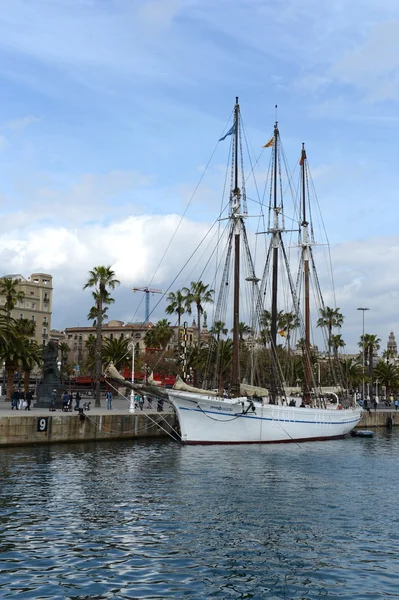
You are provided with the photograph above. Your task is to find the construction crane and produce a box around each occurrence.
[132,286,163,323]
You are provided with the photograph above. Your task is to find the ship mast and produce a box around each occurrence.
[300,143,312,402]
[270,121,280,403]
[231,97,241,396]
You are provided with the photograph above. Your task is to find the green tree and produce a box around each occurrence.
[83,266,120,406]
[359,333,381,379]
[279,311,300,352]
[183,281,214,343]
[0,278,25,318]
[102,337,131,371]
[238,322,252,341]
[21,339,42,393]
[317,306,344,352]
[144,319,174,350]
[373,360,399,398]
[211,320,228,341]
[165,290,189,343]
[330,333,346,358]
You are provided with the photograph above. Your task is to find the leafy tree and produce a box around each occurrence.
[317,306,344,352]
[0,278,25,317]
[359,333,381,378]
[331,333,345,358]
[238,322,252,341]
[144,319,174,350]
[183,281,214,343]
[102,337,131,371]
[278,311,300,352]
[373,360,399,398]
[165,290,189,346]
[83,266,120,406]
[211,320,228,341]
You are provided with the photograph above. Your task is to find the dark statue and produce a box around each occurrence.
[35,340,64,408]
[42,340,60,385]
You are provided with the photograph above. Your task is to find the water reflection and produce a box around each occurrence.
[0,434,398,598]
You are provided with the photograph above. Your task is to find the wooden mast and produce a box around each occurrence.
[231,97,241,396]
[301,143,312,402]
[270,121,279,403]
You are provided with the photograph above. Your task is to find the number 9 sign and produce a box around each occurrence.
[37,417,49,432]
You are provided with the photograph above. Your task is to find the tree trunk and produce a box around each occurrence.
[95,297,103,407]
[6,365,16,401]
[24,370,30,393]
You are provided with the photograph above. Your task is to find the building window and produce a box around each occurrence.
[120,333,124,339]
[32,303,36,309]
[20,314,23,319]
[33,279,39,283]
[135,333,141,339]
[30,291,34,295]
[110,333,114,340]
[31,315,35,322]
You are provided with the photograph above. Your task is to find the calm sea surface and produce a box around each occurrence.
[0,432,398,599]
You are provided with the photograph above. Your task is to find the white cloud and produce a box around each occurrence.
[5,115,41,131]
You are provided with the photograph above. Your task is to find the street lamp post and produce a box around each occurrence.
[357,307,369,402]
[128,342,135,413]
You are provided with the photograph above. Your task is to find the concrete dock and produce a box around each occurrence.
[0,395,178,447]
[0,396,396,447]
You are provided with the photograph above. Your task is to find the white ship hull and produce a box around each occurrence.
[168,391,362,444]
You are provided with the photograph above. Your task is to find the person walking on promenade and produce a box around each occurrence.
[395,399,399,411]
[75,391,81,410]
[50,389,57,411]
[18,390,25,410]
[106,390,113,410]
[25,390,33,411]
[11,389,19,410]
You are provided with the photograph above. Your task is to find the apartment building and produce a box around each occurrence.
[0,272,53,345]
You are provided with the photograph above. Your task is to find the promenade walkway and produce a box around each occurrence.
[0,394,174,418]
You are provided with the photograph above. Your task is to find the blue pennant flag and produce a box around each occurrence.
[219,123,236,142]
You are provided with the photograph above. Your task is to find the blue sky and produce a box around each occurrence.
[0,0,399,352]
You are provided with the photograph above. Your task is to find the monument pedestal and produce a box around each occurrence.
[35,383,67,409]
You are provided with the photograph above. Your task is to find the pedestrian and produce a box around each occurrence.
[134,393,140,410]
[139,395,145,411]
[373,399,377,412]
[157,398,164,412]
[106,390,113,410]
[18,390,25,410]
[62,391,70,411]
[11,389,19,410]
[75,391,81,410]
[50,389,57,411]
[395,399,399,411]
[25,390,33,411]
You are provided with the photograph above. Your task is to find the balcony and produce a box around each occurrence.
[42,333,48,339]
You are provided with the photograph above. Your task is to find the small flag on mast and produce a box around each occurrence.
[218,123,236,142]
[299,150,307,166]
[262,137,274,148]
[278,330,287,338]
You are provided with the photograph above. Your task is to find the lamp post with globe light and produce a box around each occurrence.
[357,307,369,402]
[128,342,135,413]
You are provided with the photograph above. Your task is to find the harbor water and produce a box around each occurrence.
[0,432,398,599]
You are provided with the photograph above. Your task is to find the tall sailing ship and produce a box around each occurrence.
[166,98,362,444]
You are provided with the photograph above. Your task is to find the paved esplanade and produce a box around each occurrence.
[0,394,173,417]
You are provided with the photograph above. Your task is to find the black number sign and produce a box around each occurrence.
[37,417,49,432]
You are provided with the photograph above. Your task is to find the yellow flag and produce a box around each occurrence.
[278,330,287,337]
[263,137,274,148]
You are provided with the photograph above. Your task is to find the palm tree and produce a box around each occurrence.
[359,333,381,378]
[340,358,362,391]
[83,266,120,406]
[21,339,42,393]
[0,278,25,318]
[102,338,131,371]
[183,281,214,343]
[211,320,228,341]
[279,311,300,352]
[237,322,252,341]
[317,306,344,352]
[373,360,399,399]
[144,319,174,350]
[58,342,70,381]
[210,338,233,394]
[165,290,188,346]
[330,334,345,358]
